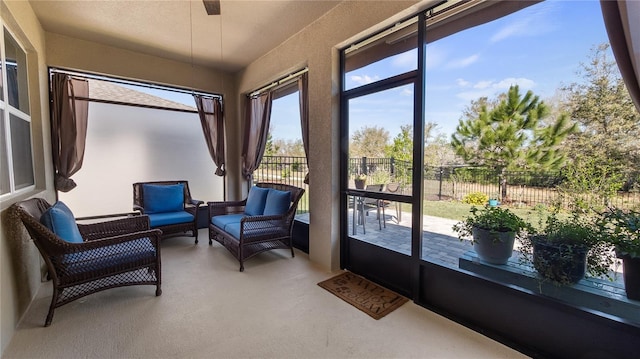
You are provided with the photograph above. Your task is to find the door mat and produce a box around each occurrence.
[318,271,409,320]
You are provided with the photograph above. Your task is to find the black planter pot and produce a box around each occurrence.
[355,179,366,189]
[471,227,516,265]
[532,239,588,284]
[620,255,640,301]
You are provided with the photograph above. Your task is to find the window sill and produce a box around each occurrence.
[459,251,640,325]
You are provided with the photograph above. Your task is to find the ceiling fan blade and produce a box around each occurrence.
[203,0,221,15]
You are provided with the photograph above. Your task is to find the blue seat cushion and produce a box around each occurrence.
[263,189,291,216]
[211,214,245,231]
[244,186,269,216]
[40,201,83,243]
[143,183,184,214]
[147,211,193,227]
[62,237,156,275]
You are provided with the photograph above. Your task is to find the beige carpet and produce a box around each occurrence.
[3,229,528,358]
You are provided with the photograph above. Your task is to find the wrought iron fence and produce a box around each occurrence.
[256,156,640,212]
[254,156,309,214]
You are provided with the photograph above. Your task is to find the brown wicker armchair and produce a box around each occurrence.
[133,180,203,244]
[208,182,305,271]
[12,198,162,326]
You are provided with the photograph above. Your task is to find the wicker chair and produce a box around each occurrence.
[12,198,162,326]
[133,180,203,244]
[208,182,305,271]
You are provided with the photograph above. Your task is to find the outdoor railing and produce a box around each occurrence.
[257,156,640,211]
[254,156,309,214]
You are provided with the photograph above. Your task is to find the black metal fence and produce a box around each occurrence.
[254,156,309,213]
[424,165,639,209]
[256,156,640,212]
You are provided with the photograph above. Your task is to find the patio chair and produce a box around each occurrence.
[133,180,203,244]
[12,198,162,326]
[360,184,385,232]
[208,182,305,271]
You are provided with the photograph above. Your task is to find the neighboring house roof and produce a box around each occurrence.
[88,79,196,112]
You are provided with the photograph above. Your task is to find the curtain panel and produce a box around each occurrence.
[601,0,640,112]
[298,72,310,184]
[242,91,273,181]
[194,95,226,176]
[50,73,89,192]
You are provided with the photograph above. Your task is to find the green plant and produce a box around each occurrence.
[462,192,489,206]
[452,205,532,242]
[520,213,614,284]
[599,207,640,258]
[355,173,367,180]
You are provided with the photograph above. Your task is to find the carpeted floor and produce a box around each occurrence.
[318,271,408,319]
[3,229,528,358]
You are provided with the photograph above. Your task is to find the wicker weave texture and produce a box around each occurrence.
[13,198,162,326]
[132,180,203,243]
[208,182,305,271]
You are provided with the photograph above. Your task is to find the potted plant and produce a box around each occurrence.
[520,213,614,285]
[599,208,640,300]
[453,205,531,265]
[354,174,367,189]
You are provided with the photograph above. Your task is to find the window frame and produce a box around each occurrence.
[0,23,35,199]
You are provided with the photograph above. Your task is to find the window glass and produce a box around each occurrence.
[4,29,29,114]
[9,113,33,190]
[0,110,9,194]
[344,20,418,90]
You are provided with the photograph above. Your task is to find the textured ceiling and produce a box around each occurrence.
[29,0,342,72]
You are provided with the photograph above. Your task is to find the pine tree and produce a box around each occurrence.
[451,85,576,199]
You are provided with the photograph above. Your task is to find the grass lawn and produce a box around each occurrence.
[423,200,554,230]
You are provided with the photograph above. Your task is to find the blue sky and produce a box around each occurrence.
[342,0,610,141]
[135,0,610,144]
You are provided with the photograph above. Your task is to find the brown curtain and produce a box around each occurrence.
[242,91,273,180]
[298,72,310,184]
[601,0,640,112]
[194,95,226,176]
[51,73,89,192]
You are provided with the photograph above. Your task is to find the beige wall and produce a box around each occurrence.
[1,0,53,353]
[236,0,426,271]
[0,0,434,353]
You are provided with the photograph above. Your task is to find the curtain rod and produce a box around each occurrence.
[249,67,308,98]
[49,67,223,100]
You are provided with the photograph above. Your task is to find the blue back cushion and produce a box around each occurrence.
[244,186,269,216]
[143,183,184,214]
[263,189,291,216]
[40,201,83,243]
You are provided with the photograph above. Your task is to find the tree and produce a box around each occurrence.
[560,43,640,190]
[350,125,390,158]
[451,85,576,199]
[385,124,413,184]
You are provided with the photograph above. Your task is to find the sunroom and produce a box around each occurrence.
[1,0,639,358]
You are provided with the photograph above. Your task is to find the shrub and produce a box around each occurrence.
[462,192,489,205]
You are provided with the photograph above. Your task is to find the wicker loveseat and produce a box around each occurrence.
[133,180,203,244]
[12,198,162,326]
[208,182,305,271]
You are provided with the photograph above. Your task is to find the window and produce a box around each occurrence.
[1,26,34,196]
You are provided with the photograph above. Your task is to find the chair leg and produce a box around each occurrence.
[382,204,386,228]
[44,289,59,327]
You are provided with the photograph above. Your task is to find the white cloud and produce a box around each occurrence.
[490,3,557,43]
[392,49,417,70]
[456,78,471,87]
[401,88,413,96]
[456,77,537,102]
[445,54,480,69]
[350,74,380,86]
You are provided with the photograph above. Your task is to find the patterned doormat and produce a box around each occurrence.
[318,271,409,320]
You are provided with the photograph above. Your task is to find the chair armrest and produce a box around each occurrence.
[78,215,151,241]
[133,205,144,214]
[208,200,246,216]
[188,199,204,207]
